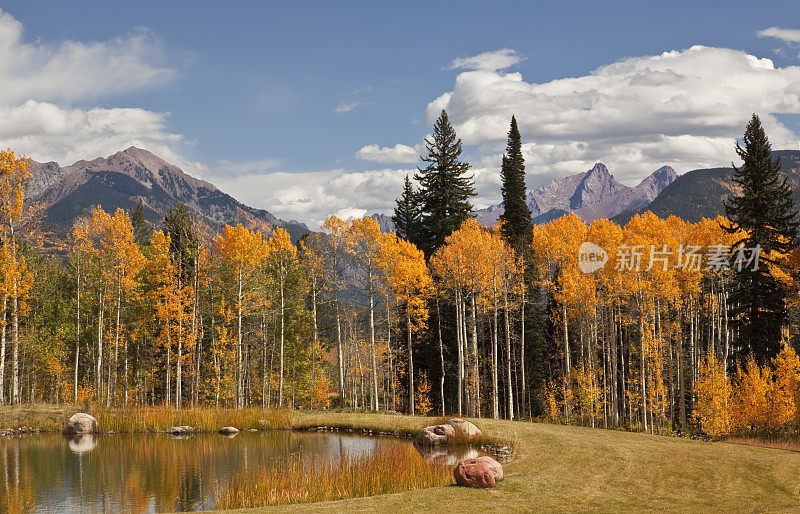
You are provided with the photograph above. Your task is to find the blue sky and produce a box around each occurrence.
[2,1,800,226]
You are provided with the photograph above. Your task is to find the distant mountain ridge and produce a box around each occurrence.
[476,163,677,225]
[613,150,800,224]
[26,147,309,241]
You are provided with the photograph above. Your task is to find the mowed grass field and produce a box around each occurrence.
[258,411,800,513]
[2,405,798,512]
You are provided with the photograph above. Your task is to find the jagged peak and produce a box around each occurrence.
[586,162,611,176]
[637,165,677,188]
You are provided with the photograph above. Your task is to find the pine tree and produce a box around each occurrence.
[392,175,421,246]
[415,110,475,257]
[498,116,532,254]
[723,114,798,364]
[131,200,151,245]
[163,203,197,285]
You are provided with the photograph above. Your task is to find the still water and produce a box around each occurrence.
[0,431,468,513]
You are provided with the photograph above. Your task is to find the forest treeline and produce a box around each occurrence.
[0,112,798,439]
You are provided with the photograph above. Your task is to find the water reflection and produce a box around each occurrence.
[415,445,480,466]
[64,434,97,454]
[0,431,430,512]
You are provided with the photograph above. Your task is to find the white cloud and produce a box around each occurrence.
[0,9,182,166]
[427,45,800,187]
[0,10,175,105]
[758,27,800,44]
[334,100,374,113]
[0,100,186,166]
[355,143,418,163]
[212,167,413,229]
[448,48,524,71]
[334,100,360,113]
[215,158,282,175]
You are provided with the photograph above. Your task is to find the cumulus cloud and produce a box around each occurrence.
[0,9,182,165]
[449,48,524,71]
[355,143,418,163]
[428,45,800,187]
[758,26,800,44]
[212,167,413,229]
[0,10,175,105]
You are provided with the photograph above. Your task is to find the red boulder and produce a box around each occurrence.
[453,456,504,488]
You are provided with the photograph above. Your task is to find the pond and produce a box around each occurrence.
[0,431,480,512]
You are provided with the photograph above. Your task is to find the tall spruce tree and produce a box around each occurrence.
[392,175,422,246]
[723,114,798,364]
[131,199,152,245]
[415,110,475,256]
[163,202,198,284]
[498,115,532,253]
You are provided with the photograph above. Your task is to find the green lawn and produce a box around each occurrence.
[254,411,800,513]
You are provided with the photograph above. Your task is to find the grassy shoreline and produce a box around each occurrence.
[2,405,799,511]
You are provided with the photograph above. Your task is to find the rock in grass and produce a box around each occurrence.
[447,418,482,439]
[167,426,194,435]
[62,413,98,435]
[219,426,240,435]
[414,423,455,447]
[454,456,503,488]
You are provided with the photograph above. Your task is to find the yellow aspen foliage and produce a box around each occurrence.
[771,343,800,429]
[543,381,561,422]
[693,352,732,437]
[731,356,771,433]
[414,372,433,416]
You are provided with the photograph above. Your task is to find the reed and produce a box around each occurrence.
[216,444,453,509]
[92,406,292,432]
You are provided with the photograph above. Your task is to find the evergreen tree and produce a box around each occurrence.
[131,199,152,245]
[498,115,532,254]
[392,175,422,246]
[163,202,198,284]
[415,110,475,256]
[723,114,798,364]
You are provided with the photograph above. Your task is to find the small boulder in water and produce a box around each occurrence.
[62,413,98,435]
[219,426,240,435]
[414,423,455,447]
[454,456,504,488]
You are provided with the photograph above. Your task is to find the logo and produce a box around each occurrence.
[578,241,608,273]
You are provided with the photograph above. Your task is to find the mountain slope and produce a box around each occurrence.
[27,147,309,241]
[612,150,800,225]
[476,163,676,225]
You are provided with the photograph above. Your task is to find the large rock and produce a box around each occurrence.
[414,424,455,447]
[447,418,482,440]
[454,456,504,488]
[219,426,240,435]
[62,413,98,435]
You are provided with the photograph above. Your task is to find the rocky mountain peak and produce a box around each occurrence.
[475,162,679,225]
[635,165,677,201]
[570,163,621,209]
[25,147,309,243]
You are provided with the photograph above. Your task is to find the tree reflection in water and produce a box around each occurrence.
[0,431,419,512]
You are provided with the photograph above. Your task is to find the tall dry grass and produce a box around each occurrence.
[93,406,292,432]
[216,444,453,508]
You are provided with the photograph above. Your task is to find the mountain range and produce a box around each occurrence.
[25,147,800,249]
[26,147,309,243]
[475,163,677,225]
